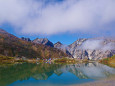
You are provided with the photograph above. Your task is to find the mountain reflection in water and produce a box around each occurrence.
[0,62,115,86]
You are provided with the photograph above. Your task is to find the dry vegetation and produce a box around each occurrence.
[53,58,77,64]
[100,55,115,68]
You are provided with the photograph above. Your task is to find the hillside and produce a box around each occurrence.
[0,29,68,59]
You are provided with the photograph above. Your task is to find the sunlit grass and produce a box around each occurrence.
[100,55,115,68]
[53,58,77,64]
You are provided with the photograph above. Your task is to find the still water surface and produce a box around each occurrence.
[0,62,115,86]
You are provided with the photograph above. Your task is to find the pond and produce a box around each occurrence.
[0,62,115,86]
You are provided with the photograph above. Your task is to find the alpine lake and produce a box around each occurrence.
[0,62,115,86]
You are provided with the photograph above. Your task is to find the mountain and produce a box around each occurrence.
[33,38,54,47]
[0,29,68,59]
[55,38,115,60]
[68,38,115,60]
[54,42,72,56]
[0,28,114,60]
[54,42,63,48]
[21,37,31,42]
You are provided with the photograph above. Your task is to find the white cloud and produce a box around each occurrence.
[0,0,115,35]
[80,39,115,50]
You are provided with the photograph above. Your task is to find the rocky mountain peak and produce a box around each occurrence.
[54,41,62,48]
[33,38,54,47]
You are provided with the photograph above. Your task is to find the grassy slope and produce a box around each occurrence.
[100,55,115,68]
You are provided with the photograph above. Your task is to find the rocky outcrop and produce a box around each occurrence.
[33,38,54,47]
[21,37,31,42]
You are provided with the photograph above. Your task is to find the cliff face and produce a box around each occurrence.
[55,38,115,60]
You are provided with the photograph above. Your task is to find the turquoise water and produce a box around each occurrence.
[0,62,115,86]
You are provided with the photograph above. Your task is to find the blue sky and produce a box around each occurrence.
[0,0,115,44]
[0,23,93,44]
